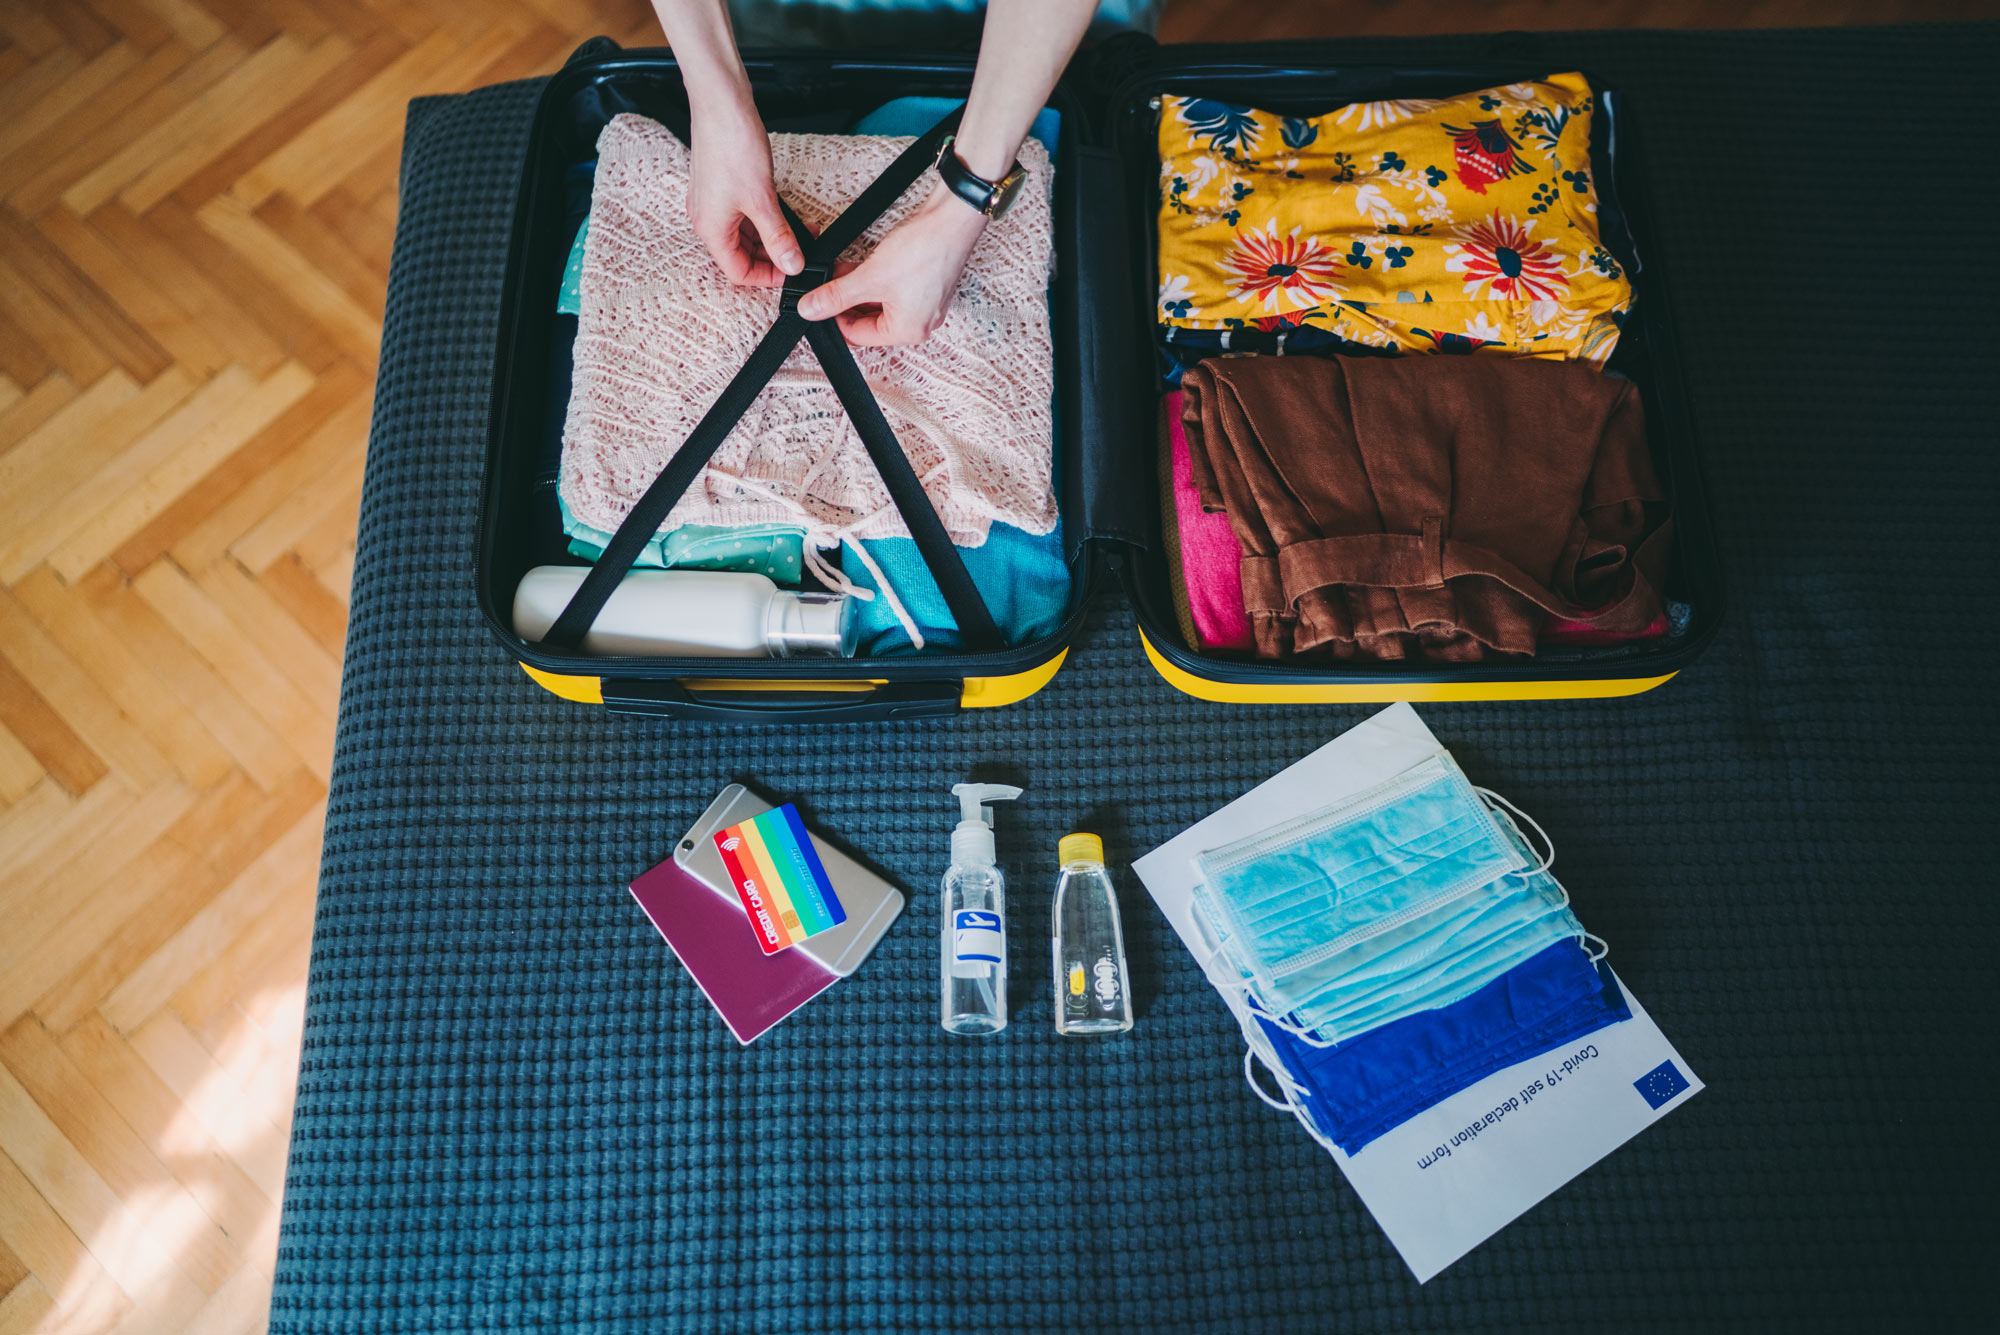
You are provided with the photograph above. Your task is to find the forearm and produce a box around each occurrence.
[652,0,756,123]
[953,0,1096,179]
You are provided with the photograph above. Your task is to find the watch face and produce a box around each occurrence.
[987,166,1029,219]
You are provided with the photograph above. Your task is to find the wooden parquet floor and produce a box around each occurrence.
[0,2,1991,1333]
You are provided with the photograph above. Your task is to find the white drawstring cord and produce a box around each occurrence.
[719,474,930,651]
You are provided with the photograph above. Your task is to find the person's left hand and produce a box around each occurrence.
[795,190,987,345]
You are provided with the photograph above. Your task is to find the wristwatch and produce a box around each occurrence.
[934,136,1029,219]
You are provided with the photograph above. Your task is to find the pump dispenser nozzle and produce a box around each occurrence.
[949,782,1022,868]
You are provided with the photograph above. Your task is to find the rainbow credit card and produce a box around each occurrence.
[713,804,848,955]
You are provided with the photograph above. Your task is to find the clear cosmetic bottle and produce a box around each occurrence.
[1052,834,1134,1036]
[940,783,1021,1036]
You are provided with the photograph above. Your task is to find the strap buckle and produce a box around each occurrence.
[780,260,832,317]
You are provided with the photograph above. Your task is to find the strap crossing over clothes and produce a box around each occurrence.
[543,107,1005,654]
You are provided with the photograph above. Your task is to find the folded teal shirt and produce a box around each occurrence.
[555,98,1069,655]
[842,523,1069,655]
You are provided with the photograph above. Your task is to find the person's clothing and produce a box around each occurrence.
[849,96,1061,157]
[1261,938,1632,1155]
[557,222,588,315]
[1179,355,1670,662]
[1161,390,1252,652]
[726,0,1160,48]
[1158,322,1392,387]
[842,100,1072,653]
[1157,74,1632,365]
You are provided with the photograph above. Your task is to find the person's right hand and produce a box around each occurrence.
[688,106,805,287]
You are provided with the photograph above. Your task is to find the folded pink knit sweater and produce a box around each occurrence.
[560,114,1058,564]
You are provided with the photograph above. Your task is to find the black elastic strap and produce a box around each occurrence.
[543,313,806,648]
[544,106,1003,655]
[811,108,962,259]
[804,321,1002,650]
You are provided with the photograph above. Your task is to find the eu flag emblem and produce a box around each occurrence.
[1634,1060,1690,1110]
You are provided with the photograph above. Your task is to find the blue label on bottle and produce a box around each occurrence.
[953,909,1004,965]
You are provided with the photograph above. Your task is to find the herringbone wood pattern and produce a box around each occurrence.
[0,2,1990,1332]
[0,2,664,1331]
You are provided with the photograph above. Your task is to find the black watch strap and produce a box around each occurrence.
[934,136,1027,219]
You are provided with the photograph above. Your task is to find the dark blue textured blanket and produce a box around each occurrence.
[272,24,2000,1332]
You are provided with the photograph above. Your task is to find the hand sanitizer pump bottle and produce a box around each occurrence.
[940,783,1022,1036]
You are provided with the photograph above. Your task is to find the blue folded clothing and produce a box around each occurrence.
[1262,939,1633,1156]
[841,524,1068,655]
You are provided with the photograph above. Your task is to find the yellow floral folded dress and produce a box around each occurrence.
[1156,73,1631,363]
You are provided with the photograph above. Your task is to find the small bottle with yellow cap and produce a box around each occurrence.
[1051,833,1134,1036]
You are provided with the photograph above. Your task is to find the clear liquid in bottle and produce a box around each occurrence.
[1052,834,1134,1036]
[941,862,1008,1035]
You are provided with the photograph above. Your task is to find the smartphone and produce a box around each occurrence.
[677,784,905,977]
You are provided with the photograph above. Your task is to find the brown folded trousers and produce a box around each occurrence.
[1180,355,1671,662]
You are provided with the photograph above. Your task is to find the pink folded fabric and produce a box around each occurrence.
[1166,390,1254,652]
[1541,611,1670,646]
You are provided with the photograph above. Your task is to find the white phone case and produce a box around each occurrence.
[675,784,904,977]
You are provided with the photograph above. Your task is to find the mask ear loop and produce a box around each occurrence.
[1243,1046,1341,1160]
[1475,786,1556,875]
[1477,788,1606,962]
[1197,909,1342,1047]
[1242,1047,1343,1156]
[1239,988,1343,1049]
[1242,1046,1302,1112]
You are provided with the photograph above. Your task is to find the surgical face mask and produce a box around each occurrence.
[1239,937,1631,1157]
[1193,754,1527,999]
[1289,874,1585,1043]
[1192,753,1596,1046]
[1252,865,1576,1023]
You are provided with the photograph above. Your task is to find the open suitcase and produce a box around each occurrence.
[475,36,1724,722]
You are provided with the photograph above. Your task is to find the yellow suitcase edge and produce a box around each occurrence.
[1138,631,1676,703]
[519,648,1067,711]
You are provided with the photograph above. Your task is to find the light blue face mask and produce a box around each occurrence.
[1193,754,1527,995]
[1192,754,1600,1047]
[1245,863,1574,1020]
[1287,873,1585,1043]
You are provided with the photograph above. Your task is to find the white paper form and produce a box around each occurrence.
[1132,703,1702,1283]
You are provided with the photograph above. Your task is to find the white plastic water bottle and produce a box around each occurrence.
[512,566,853,657]
[940,783,1021,1036]
[1051,833,1133,1036]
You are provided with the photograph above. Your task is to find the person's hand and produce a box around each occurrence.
[795,189,987,345]
[688,106,805,287]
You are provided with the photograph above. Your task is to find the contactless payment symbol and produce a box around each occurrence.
[1633,1060,1691,1110]
[713,804,847,955]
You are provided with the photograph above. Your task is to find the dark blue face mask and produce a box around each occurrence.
[1245,938,1632,1156]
